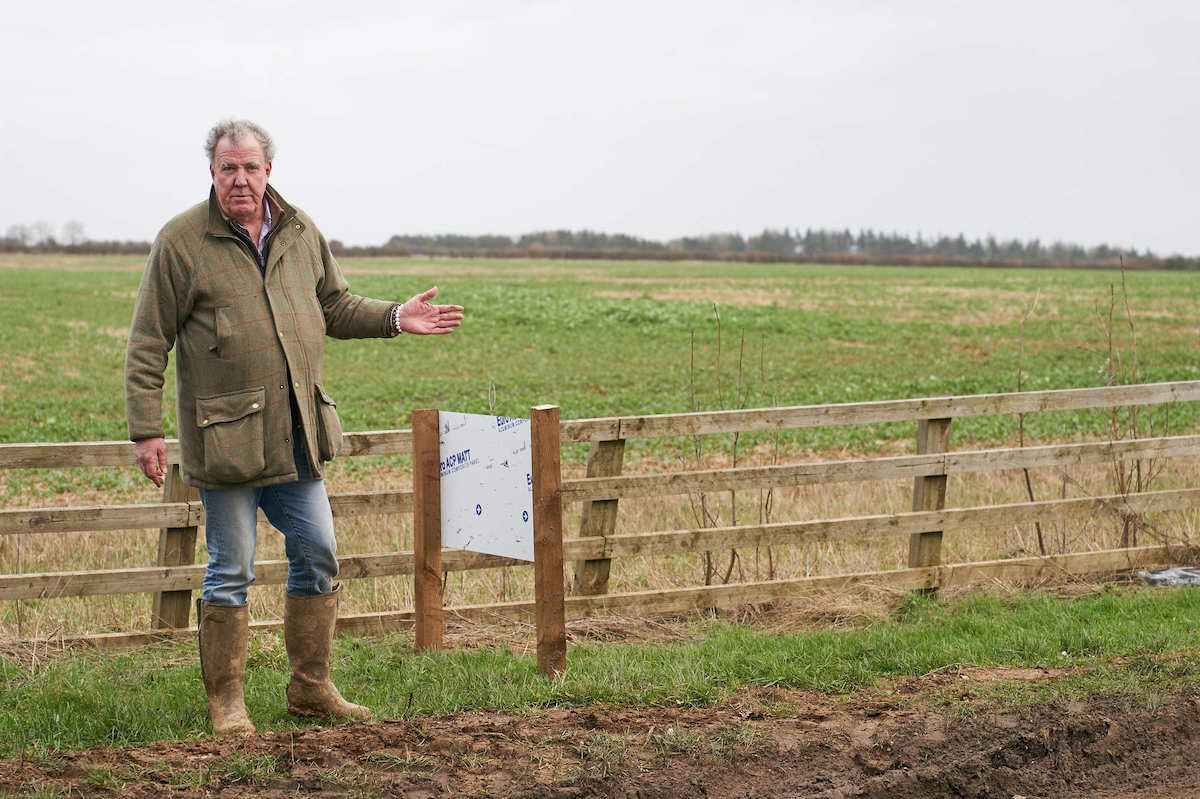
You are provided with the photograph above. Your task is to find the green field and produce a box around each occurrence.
[2,255,1199,639]
[1,254,1197,457]
[4,586,1200,755]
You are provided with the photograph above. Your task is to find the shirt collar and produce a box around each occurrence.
[258,195,272,254]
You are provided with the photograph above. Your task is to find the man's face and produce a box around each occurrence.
[209,134,271,223]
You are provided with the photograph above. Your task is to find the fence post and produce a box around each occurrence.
[571,438,626,596]
[150,463,200,629]
[412,408,443,651]
[908,418,952,591]
[531,404,567,676]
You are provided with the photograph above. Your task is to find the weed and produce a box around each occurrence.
[218,752,277,784]
[708,722,773,757]
[578,732,632,777]
[161,762,209,790]
[648,726,706,759]
[83,766,124,792]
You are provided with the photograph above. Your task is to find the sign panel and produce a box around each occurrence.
[438,411,533,562]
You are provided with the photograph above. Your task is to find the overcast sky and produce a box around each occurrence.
[1,1,1196,253]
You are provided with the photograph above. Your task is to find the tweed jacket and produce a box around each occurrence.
[125,184,397,489]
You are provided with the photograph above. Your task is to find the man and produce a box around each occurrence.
[125,118,463,736]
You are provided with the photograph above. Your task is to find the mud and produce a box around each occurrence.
[4,676,1200,798]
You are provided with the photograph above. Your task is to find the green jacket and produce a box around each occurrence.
[125,184,397,489]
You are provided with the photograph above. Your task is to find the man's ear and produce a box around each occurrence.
[265,161,272,180]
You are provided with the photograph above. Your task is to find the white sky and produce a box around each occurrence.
[1,1,1196,253]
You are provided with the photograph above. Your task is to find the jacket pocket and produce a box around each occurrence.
[314,383,344,461]
[196,387,266,482]
[212,306,234,358]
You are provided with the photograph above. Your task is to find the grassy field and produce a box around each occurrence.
[1,255,1199,638]
[2,254,1199,450]
[3,586,1200,756]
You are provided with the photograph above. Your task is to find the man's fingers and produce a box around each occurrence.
[134,438,168,486]
[139,455,164,486]
[416,286,438,302]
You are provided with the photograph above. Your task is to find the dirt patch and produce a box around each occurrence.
[5,679,1200,797]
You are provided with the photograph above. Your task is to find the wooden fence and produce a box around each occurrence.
[2,380,1200,650]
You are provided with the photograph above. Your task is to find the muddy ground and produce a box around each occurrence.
[4,668,1200,798]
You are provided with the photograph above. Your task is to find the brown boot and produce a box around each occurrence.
[284,585,371,720]
[196,599,256,736]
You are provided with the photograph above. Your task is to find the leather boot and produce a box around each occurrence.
[196,599,256,736]
[284,585,371,720]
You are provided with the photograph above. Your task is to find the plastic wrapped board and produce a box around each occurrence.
[438,411,533,561]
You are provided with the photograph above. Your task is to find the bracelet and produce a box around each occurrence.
[390,304,404,336]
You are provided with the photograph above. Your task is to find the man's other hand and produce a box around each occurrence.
[397,286,464,335]
[135,436,168,487]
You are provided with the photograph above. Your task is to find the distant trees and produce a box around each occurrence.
[377,226,1154,266]
[386,230,670,252]
[0,217,1181,268]
[60,220,87,246]
[1,219,148,254]
[4,224,32,246]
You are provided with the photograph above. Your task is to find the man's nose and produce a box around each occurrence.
[233,170,248,185]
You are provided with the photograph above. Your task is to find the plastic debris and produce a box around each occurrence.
[1140,566,1200,586]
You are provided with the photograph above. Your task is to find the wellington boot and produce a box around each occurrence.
[196,599,256,736]
[284,585,372,720]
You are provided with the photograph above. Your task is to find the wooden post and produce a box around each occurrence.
[531,404,567,676]
[151,463,200,629]
[571,438,626,595]
[412,408,443,651]
[908,418,952,591]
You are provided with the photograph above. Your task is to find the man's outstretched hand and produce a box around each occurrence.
[397,286,464,335]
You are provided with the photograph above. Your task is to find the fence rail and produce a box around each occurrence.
[2,379,1198,649]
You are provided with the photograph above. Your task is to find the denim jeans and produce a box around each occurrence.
[199,435,338,606]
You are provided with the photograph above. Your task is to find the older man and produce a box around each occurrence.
[125,119,462,736]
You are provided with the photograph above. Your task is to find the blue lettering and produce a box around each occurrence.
[439,448,473,475]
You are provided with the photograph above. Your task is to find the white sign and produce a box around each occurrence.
[438,411,534,562]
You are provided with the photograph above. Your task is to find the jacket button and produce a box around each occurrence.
[202,418,209,425]
[251,403,260,410]
[294,381,300,389]
[279,384,285,390]
[294,224,301,230]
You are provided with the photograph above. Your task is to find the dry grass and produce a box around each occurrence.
[1,442,1196,642]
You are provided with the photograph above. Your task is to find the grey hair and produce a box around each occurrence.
[204,118,276,163]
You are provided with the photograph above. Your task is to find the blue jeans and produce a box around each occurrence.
[199,436,338,606]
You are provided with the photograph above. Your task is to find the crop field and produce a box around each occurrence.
[4,254,1200,797]
[1,254,1200,640]
[2,254,1199,450]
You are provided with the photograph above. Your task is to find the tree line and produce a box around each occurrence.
[375,227,1192,268]
[381,228,1158,263]
[4,219,1196,269]
[1,221,148,254]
